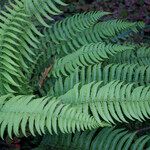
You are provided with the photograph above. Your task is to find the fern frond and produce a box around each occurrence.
[42,11,110,54]
[0,1,149,147]
[42,18,144,56]
[34,127,150,150]
[51,63,150,96]
[72,20,143,46]
[0,95,105,139]
[110,45,150,66]
[58,81,150,124]
[92,19,144,40]
[52,19,144,53]
[33,13,145,89]
[52,43,135,77]
[27,11,109,88]
[0,0,36,94]
[23,0,67,27]
[0,0,66,94]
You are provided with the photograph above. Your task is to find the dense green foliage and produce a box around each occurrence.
[0,0,150,149]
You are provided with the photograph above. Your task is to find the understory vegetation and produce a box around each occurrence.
[0,0,150,149]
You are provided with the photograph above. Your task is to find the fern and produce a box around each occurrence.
[52,43,135,77]
[39,13,143,58]
[77,19,142,42]
[0,94,104,139]
[110,45,150,66]
[0,0,33,94]
[24,0,67,27]
[50,63,150,97]
[58,81,150,123]
[35,127,150,150]
[0,0,150,149]
[42,11,110,54]
[0,0,67,94]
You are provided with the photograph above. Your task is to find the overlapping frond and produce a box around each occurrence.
[51,63,150,96]
[41,18,144,56]
[33,12,145,91]
[0,1,149,147]
[0,0,66,94]
[110,45,150,66]
[42,11,110,54]
[71,20,144,46]
[0,95,104,139]
[92,19,144,40]
[27,11,110,88]
[58,81,150,124]
[52,43,135,77]
[0,0,36,94]
[34,127,150,150]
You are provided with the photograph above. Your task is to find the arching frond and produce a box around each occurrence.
[0,95,105,139]
[52,43,135,77]
[46,11,109,42]
[0,0,66,94]
[58,81,150,124]
[51,63,150,96]
[0,0,149,147]
[0,0,36,94]
[93,19,144,40]
[42,18,144,56]
[70,20,144,47]
[42,11,110,54]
